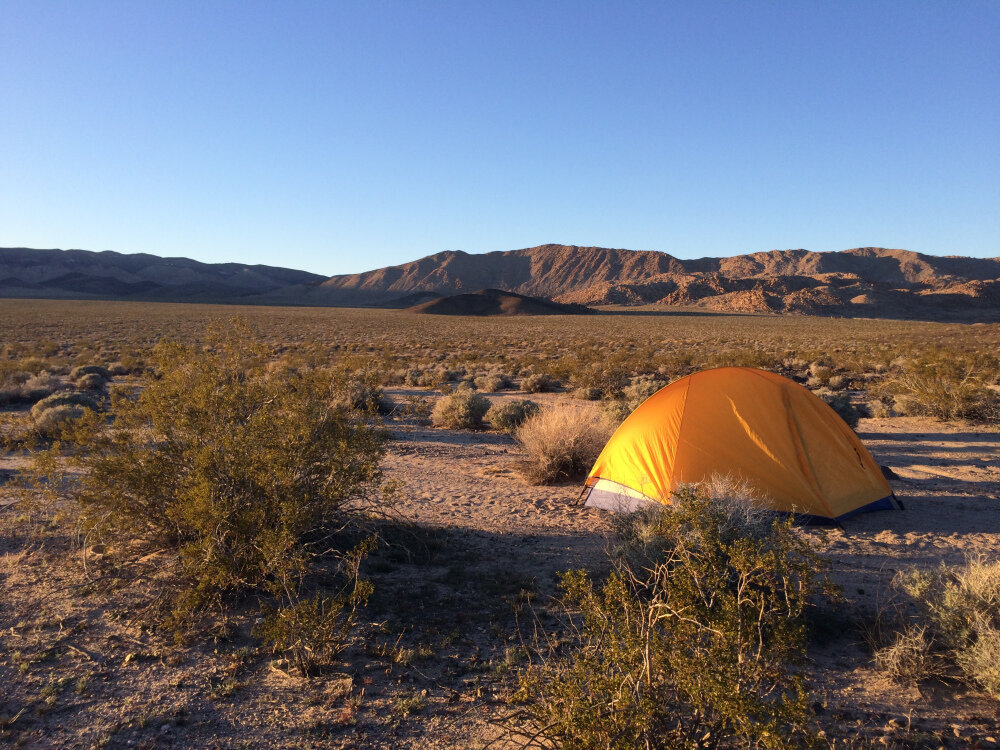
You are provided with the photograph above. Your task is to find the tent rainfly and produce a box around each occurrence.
[583,367,900,521]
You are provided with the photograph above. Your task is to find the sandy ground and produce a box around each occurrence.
[2,391,999,747]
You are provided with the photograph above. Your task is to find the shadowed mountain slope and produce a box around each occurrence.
[406,288,590,316]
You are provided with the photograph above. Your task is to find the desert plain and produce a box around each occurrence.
[2,299,999,748]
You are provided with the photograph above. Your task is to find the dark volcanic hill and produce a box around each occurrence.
[407,288,590,316]
[0,247,324,302]
[318,244,1000,320]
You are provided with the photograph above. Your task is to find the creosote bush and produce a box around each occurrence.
[510,485,825,748]
[515,404,613,484]
[486,399,539,433]
[430,389,491,430]
[67,321,389,653]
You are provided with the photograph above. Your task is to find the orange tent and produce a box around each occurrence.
[584,367,898,520]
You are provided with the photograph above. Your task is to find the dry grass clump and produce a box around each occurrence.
[515,404,613,484]
[430,389,491,430]
[572,386,602,400]
[876,557,1000,697]
[486,399,538,433]
[509,485,825,748]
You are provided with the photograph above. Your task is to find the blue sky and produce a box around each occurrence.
[1,1,997,275]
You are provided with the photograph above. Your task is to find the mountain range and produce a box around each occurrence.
[3,244,999,320]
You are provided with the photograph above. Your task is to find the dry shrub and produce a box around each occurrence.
[29,391,101,419]
[515,404,613,484]
[880,361,1000,423]
[0,371,68,405]
[826,374,846,391]
[70,364,111,382]
[622,375,666,409]
[486,399,538,433]
[510,485,825,748]
[74,372,106,391]
[334,374,394,415]
[572,386,602,401]
[807,362,832,385]
[521,373,559,393]
[33,404,88,439]
[880,557,1000,697]
[431,389,490,430]
[601,398,633,427]
[475,372,513,392]
[814,389,866,430]
[874,626,941,683]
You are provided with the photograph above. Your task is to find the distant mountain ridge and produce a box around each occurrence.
[3,244,999,320]
[0,247,324,302]
[318,244,1000,320]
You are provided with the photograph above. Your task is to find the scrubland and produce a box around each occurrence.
[2,299,1000,748]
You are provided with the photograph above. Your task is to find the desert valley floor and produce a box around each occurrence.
[2,301,1000,747]
[3,388,1000,748]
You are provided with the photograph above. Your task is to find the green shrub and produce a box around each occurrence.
[515,404,613,484]
[521,373,559,393]
[254,539,374,677]
[511,486,824,748]
[70,321,388,632]
[430,389,491,430]
[486,399,539,433]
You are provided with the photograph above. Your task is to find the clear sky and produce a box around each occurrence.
[2,1,997,275]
